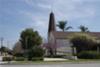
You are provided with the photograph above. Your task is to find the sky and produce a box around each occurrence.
[0,0,100,49]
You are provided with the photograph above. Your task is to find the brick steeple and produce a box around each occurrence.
[48,12,56,33]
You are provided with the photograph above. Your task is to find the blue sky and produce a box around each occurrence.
[0,0,100,49]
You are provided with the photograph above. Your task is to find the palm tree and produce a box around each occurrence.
[57,21,72,32]
[79,25,89,32]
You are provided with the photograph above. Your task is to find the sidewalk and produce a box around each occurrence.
[0,61,8,64]
[44,58,68,61]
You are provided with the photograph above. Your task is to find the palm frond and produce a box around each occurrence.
[66,26,72,30]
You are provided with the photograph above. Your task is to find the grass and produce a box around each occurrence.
[8,59,100,65]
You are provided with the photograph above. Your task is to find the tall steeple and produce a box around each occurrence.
[48,12,56,33]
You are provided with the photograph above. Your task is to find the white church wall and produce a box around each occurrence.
[56,39,72,55]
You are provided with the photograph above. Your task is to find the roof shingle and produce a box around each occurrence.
[52,31,100,39]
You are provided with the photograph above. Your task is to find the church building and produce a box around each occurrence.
[44,12,100,56]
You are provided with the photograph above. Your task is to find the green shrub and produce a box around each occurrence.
[14,53,24,57]
[78,51,100,59]
[28,46,44,60]
[2,57,12,61]
[31,57,43,61]
[46,55,65,58]
[14,57,25,61]
[53,55,65,58]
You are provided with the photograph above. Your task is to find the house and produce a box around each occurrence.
[44,12,100,56]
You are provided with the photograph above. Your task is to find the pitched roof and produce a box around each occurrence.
[52,31,100,39]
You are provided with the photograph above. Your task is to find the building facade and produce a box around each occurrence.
[45,12,100,56]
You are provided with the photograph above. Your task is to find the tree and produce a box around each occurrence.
[19,28,43,60]
[57,21,72,32]
[0,46,7,52]
[70,33,97,54]
[20,28,42,50]
[13,41,24,57]
[79,25,89,32]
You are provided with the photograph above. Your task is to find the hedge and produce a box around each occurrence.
[14,57,25,61]
[2,57,13,61]
[31,57,43,61]
[78,51,100,59]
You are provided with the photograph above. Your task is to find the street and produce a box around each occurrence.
[0,63,100,67]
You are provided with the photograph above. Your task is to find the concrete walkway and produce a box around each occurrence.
[0,61,8,64]
[44,58,68,61]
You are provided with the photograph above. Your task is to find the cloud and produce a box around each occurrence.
[21,0,99,33]
[8,0,99,38]
[24,0,35,6]
[37,3,51,9]
[18,10,48,38]
[1,0,100,49]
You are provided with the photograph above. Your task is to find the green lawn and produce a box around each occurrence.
[9,59,100,64]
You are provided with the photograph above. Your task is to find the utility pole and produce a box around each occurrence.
[7,41,9,49]
[0,37,4,55]
[7,41,9,56]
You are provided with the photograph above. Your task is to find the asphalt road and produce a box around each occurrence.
[0,63,100,67]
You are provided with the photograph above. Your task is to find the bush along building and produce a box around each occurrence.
[43,12,100,59]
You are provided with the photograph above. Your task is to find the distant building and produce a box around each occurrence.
[0,46,12,57]
[44,12,100,56]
